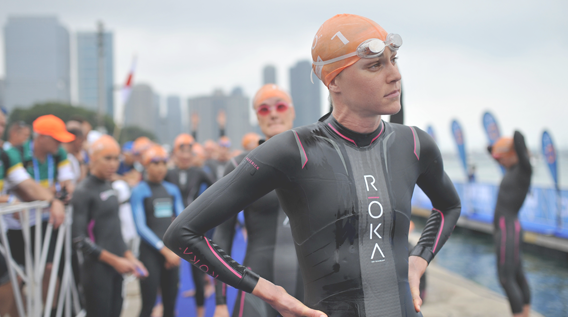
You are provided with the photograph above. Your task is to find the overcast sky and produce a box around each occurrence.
[1,0,567,152]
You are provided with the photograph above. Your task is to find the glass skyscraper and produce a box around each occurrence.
[76,31,114,116]
[289,60,322,127]
[3,16,70,110]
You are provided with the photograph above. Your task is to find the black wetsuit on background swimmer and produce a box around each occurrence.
[213,152,304,317]
[492,131,532,314]
[165,114,461,317]
[165,167,214,309]
[72,175,128,317]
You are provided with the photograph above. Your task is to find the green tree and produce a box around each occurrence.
[6,102,155,144]
[7,102,115,133]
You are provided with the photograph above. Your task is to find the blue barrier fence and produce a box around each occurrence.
[412,182,568,239]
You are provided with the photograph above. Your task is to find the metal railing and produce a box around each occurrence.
[0,201,84,317]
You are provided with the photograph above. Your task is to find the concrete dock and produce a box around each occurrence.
[120,260,544,317]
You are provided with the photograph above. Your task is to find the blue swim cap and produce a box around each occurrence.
[122,141,134,153]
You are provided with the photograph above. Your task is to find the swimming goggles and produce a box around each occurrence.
[313,33,402,67]
[256,102,290,116]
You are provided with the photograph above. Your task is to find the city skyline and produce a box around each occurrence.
[0,2,566,152]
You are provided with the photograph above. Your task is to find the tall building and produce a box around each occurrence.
[263,65,277,85]
[187,87,251,148]
[124,83,155,132]
[76,30,114,116]
[289,60,321,127]
[3,16,70,110]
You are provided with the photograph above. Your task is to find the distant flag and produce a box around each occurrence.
[451,120,468,177]
[426,125,437,143]
[482,111,501,145]
[542,131,559,191]
[121,56,137,104]
[482,111,505,174]
[542,130,562,230]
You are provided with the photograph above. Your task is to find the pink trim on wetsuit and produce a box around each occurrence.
[500,217,506,266]
[293,131,308,169]
[432,208,445,253]
[370,122,385,145]
[368,196,380,199]
[410,127,419,160]
[328,123,357,146]
[239,291,246,317]
[514,220,520,263]
[88,220,96,243]
[205,238,242,279]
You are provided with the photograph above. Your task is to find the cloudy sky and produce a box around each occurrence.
[1,0,567,152]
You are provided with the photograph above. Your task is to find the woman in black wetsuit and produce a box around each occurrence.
[72,135,148,317]
[213,84,302,317]
[165,14,461,317]
[490,131,532,317]
[165,134,215,317]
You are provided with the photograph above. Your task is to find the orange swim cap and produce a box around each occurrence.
[311,14,389,87]
[174,133,195,152]
[133,136,153,155]
[252,84,292,109]
[89,135,120,161]
[241,132,261,151]
[142,144,169,165]
[492,137,514,159]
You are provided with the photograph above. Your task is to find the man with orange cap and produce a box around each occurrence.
[213,84,302,317]
[166,14,460,317]
[164,134,214,317]
[488,131,532,317]
[131,145,184,317]
[72,135,148,317]
[4,114,75,313]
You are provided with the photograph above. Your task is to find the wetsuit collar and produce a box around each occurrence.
[320,112,385,147]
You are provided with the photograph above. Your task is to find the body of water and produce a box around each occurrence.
[413,216,568,317]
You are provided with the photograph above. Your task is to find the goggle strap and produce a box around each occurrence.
[312,52,357,67]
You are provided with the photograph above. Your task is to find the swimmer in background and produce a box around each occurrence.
[489,131,532,317]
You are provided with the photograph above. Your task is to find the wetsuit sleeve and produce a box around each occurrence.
[411,128,461,263]
[164,131,299,294]
[513,131,531,172]
[71,188,102,259]
[131,183,165,250]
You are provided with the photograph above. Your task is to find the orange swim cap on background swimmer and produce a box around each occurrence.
[241,132,261,151]
[142,145,169,165]
[133,137,153,155]
[492,137,515,159]
[311,14,390,87]
[89,135,120,161]
[174,133,195,152]
[252,84,293,109]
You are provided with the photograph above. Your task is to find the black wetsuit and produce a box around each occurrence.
[492,131,531,314]
[71,175,128,317]
[164,114,461,317]
[165,167,214,308]
[214,153,304,317]
[131,180,184,317]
